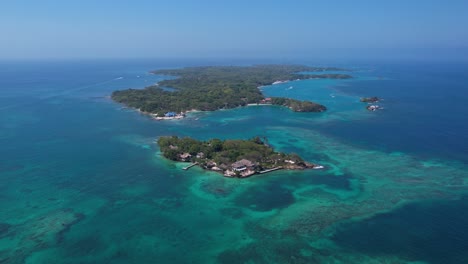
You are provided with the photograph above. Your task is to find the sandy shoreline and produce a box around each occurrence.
[246,103,272,106]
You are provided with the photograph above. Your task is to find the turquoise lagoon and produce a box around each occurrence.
[0,60,468,263]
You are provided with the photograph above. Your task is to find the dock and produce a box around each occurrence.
[259,167,283,174]
[182,162,198,170]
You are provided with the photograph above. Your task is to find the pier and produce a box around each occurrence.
[259,167,283,174]
[182,162,198,170]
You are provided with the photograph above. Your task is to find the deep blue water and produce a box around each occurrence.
[332,196,468,264]
[0,59,467,263]
[315,63,468,163]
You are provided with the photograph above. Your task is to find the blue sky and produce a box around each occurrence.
[1,0,467,61]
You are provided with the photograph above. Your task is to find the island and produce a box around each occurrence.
[360,97,380,103]
[366,105,381,111]
[157,136,321,177]
[360,97,382,111]
[111,65,351,118]
[266,97,326,112]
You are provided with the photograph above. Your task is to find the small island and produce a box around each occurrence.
[112,65,351,118]
[157,136,321,177]
[360,97,380,103]
[366,105,381,111]
[260,97,327,112]
[360,96,382,111]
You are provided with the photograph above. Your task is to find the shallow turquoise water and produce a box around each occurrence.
[1,60,467,263]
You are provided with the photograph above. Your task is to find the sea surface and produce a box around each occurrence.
[0,59,467,263]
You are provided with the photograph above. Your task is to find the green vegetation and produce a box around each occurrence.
[360,97,380,103]
[111,65,351,115]
[157,136,315,177]
[269,97,327,112]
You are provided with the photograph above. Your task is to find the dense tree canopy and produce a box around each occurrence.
[112,65,351,114]
[269,97,327,112]
[157,136,307,170]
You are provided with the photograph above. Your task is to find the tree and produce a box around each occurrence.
[111,65,341,114]
[210,139,223,152]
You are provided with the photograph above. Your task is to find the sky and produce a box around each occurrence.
[1,0,468,61]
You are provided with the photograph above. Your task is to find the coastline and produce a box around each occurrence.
[157,136,324,178]
[179,161,324,178]
[126,100,324,122]
[246,103,274,106]
[112,65,350,120]
[166,154,323,178]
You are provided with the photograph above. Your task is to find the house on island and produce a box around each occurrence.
[260,98,272,104]
[179,153,192,161]
[231,159,256,177]
[205,161,217,168]
[232,159,255,172]
[223,159,256,177]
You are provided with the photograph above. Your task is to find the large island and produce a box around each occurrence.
[158,136,320,177]
[111,65,351,117]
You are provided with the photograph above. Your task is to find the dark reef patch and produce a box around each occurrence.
[332,197,468,264]
[199,179,235,198]
[56,212,86,243]
[234,181,294,211]
[0,164,24,173]
[217,233,318,264]
[307,173,353,190]
[219,207,245,219]
[63,233,108,257]
[0,223,12,237]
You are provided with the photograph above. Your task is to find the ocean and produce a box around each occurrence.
[0,59,467,263]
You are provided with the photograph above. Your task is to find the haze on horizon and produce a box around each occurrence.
[1,0,467,62]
